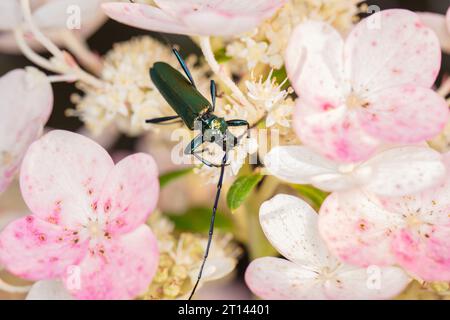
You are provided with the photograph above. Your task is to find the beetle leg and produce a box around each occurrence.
[226,119,250,138]
[185,134,229,167]
[172,48,197,88]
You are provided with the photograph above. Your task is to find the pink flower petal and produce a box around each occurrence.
[103,1,286,36]
[65,225,159,300]
[359,85,448,143]
[101,3,188,35]
[328,265,410,300]
[0,68,53,193]
[286,21,346,108]
[418,12,450,54]
[447,7,450,32]
[180,10,264,37]
[345,9,441,93]
[294,103,379,162]
[99,153,159,235]
[33,0,104,30]
[391,228,450,281]
[0,216,88,280]
[245,257,327,300]
[155,0,284,18]
[20,130,114,229]
[319,190,399,267]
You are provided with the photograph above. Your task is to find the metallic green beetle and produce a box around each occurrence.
[146,49,250,299]
[146,49,249,167]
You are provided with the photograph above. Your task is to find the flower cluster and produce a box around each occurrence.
[226,0,363,70]
[69,36,182,136]
[142,214,240,299]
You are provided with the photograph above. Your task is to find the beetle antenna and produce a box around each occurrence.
[173,48,197,88]
[189,153,227,300]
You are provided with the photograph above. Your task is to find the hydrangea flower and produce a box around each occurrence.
[264,145,446,196]
[286,9,448,162]
[26,214,241,300]
[102,0,287,37]
[0,130,160,299]
[319,153,450,281]
[418,7,450,54]
[0,67,53,194]
[245,194,410,299]
[0,0,106,53]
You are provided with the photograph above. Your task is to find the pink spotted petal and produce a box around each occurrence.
[391,228,450,281]
[345,9,441,93]
[0,68,53,193]
[319,190,400,267]
[99,153,159,235]
[286,21,346,108]
[20,131,114,229]
[102,3,188,34]
[418,12,450,53]
[245,257,327,300]
[65,225,159,300]
[294,102,379,162]
[359,85,448,143]
[0,216,88,281]
[328,265,410,300]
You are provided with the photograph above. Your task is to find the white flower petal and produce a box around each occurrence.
[264,146,339,185]
[363,146,446,196]
[327,265,410,300]
[245,257,326,300]
[259,194,335,268]
[0,68,53,193]
[26,280,73,300]
[33,0,104,30]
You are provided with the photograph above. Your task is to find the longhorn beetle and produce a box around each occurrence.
[146,49,250,299]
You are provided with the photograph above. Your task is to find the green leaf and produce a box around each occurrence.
[214,47,232,64]
[166,207,233,233]
[291,184,328,209]
[271,66,291,90]
[227,174,263,211]
[159,168,193,188]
